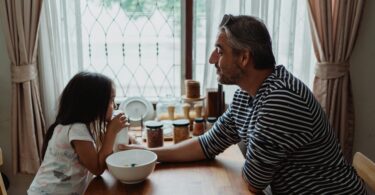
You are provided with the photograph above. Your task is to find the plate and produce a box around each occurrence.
[119,97,154,121]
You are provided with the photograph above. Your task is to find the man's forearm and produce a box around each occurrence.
[150,137,206,162]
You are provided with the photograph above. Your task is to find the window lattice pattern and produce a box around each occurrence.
[81,0,181,99]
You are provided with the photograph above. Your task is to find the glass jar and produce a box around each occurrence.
[156,96,183,120]
[193,117,205,136]
[172,119,190,144]
[145,121,164,148]
[206,117,217,131]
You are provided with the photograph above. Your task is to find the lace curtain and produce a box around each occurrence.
[38,0,82,126]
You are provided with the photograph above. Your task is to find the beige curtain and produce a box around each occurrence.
[307,0,365,161]
[0,0,45,173]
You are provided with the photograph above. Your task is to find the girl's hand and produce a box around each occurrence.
[107,112,127,135]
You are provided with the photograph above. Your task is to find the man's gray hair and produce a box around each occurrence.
[219,14,276,69]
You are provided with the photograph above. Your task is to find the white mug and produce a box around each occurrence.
[113,127,129,152]
[112,110,129,152]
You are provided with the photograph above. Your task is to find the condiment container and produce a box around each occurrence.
[193,117,205,136]
[206,117,217,131]
[145,121,164,148]
[172,119,190,144]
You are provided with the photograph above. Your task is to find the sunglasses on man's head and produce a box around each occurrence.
[220,14,234,27]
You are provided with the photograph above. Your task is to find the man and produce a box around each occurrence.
[121,14,366,194]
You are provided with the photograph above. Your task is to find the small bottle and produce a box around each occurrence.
[182,103,190,119]
[206,117,217,132]
[145,121,164,148]
[172,119,190,144]
[193,117,205,136]
[167,105,175,120]
[194,103,203,118]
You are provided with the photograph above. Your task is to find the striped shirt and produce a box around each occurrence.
[199,65,366,194]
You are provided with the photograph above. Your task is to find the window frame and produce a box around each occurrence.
[182,0,193,96]
[184,0,193,80]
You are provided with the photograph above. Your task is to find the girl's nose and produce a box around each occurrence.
[209,50,218,64]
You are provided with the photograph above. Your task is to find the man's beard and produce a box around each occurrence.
[217,64,244,85]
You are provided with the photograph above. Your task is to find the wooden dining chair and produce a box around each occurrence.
[353,152,375,192]
[0,147,7,195]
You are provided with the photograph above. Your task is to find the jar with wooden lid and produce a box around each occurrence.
[206,117,217,131]
[145,121,164,148]
[193,117,205,136]
[172,119,190,144]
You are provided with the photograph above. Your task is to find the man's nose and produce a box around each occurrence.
[209,50,218,64]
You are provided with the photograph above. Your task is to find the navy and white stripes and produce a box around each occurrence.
[199,65,366,194]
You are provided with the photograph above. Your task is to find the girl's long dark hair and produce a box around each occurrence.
[42,72,113,159]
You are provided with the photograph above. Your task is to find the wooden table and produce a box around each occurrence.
[84,144,253,195]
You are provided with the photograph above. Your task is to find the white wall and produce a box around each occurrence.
[351,0,375,160]
[0,1,374,194]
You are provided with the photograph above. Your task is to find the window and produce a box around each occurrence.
[80,0,183,100]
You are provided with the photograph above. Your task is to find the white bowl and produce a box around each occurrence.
[106,149,157,184]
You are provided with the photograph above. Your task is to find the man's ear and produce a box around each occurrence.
[239,49,251,69]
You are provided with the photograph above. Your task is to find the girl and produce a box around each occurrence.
[28,72,127,195]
